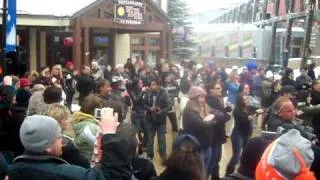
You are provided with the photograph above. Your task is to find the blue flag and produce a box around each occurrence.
[6,0,17,52]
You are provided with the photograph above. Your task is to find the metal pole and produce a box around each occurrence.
[1,0,7,77]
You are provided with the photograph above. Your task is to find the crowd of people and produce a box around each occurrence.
[0,57,319,180]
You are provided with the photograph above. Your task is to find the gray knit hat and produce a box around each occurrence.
[20,115,62,153]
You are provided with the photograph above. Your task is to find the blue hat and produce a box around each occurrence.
[173,134,201,153]
[246,61,257,71]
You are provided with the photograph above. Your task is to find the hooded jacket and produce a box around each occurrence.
[256,130,315,180]
[72,112,99,160]
[8,134,132,180]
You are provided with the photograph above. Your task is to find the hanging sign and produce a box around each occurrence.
[114,0,145,25]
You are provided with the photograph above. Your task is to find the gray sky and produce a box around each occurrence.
[1,0,249,16]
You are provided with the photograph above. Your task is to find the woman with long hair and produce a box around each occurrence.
[183,86,215,175]
[155,134,206,180]
[225,94,254,175]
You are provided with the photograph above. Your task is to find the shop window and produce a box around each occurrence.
[147,38,159,45]
[291,47,300,58]
[132,38,144,45]
[132,51,145,61]
[147,51,158,67]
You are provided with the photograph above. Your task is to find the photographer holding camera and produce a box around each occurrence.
[143,78,171,162]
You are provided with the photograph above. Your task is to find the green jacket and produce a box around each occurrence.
[72,112,99,161]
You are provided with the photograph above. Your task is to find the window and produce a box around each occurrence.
[132,51,145,61]
[291,47,300,58]
[132,38,144,45]
[147,51,158,67]
[147,38,159,45]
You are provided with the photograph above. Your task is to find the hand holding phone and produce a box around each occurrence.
[100,108,119,135]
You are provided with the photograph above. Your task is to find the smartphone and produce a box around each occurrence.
[94,108,102,119]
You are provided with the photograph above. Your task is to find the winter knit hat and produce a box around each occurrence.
[66,61,74,69]
[256,129,315,180]
[20,78,31,88]
[173,134,201,153]
[188,86,207,99]
[20,115,62,153]
[3,76,12,86]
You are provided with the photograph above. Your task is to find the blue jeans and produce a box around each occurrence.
[202,146,212,175]
[146,123,167,160]
[226,129,250,175]
[209,144,222,179]
[201,144,222,179]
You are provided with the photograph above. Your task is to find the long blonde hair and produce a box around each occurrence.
[43,104,75,138]
[185,98,210,119]
[51,64,63,79]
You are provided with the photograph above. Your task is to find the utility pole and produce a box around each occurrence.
[283,0,295,68]
[301,0,316,69]
[1,0,7,77]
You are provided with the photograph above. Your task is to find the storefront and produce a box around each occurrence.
[71,0,171,69]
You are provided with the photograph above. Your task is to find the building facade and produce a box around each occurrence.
[1,0,170,73]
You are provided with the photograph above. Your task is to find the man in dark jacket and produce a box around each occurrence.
[64,61,77,110]
[77,65,94,106]
[162,74,180,140]
[8,111,132,180]
[143,78,170,162]
[296,68,312,90]
[111,76,131,121]
[311,79,320,140]
[268,96,315,140]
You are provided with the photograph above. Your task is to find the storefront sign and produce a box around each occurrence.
[114,0,145,25]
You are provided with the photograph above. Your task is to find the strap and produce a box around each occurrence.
[292,148,316,180]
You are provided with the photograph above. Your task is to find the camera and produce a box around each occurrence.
[94,108,102,119]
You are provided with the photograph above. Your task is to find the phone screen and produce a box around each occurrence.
[95,109,102,119]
